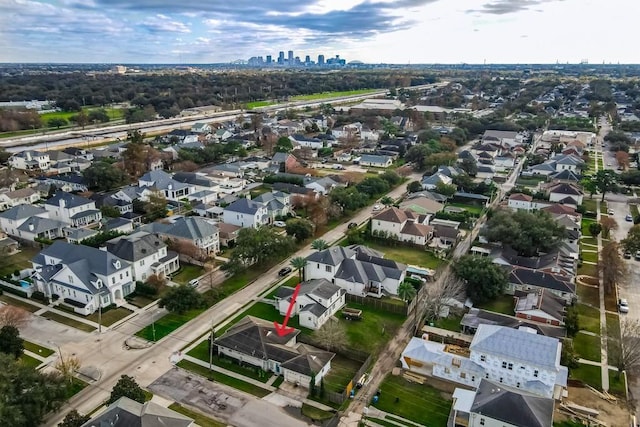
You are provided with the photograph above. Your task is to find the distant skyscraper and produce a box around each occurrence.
[317,54,325,65]
[304,55,311,64]
[266,55,272,64]
[278,51,285,64]
[288,50,294,64]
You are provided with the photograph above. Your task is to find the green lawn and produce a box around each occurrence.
[446,202,483,216]
[476,295,514,316]
[573,332,601,362]
[608,371,627,397]
[41,311,97,332]
[23,340,54,358]
[172,264,204,286]
[0,247,40,277]
[581,218,596,236]
[577,284,599,307]
[176,360,271,398]
[64,378,88,399]
[320,354,363,393]
[630,204,639,218]
[569,363,602,389]
[126,294,158,308]
[580,236,598,246]
[187,341,271,383]
[576,304,600,334]
[581,251,598,264]
[168,403,227,427]
[135,309,203,342]
[19,353,42,369]
[263,276,300,298]
[85,306,133,326]
[290,89,379,101]
[577,263,597,277]
[582,200,598,214]
[375,374,452,427]
[301,403,335,422]
[353,236,442,269]
[338,303,405,354]
[434,315,463,332]
[367,418,399,427]
[0,294,41,312]
[246,100,276,109]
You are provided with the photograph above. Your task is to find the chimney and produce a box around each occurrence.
[59,198,65,208]
[28,223,34,232]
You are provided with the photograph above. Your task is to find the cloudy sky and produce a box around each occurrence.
[0,0,635,64]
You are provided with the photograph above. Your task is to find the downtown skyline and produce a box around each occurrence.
[0,0,637,64]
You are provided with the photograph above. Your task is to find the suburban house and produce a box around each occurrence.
[289,134,326,149]
[140,216,220,255]
[223,198,270,228]
[547,183,583,207]
[331,123,361,140]
[514,290,566,326]
[138,170,195,201]
[305,245,406,298]
[31,241,135,315]
[482,130,522,148]
[105,231,179,282]
[506,267,576,304]
[273,279,346,330]
[371,207,433,246]
[305,176,341,195]
[191,122,212,134]
[44,192,102,227]
[94,193,134,216]
[214,128,233,142]
[38,174,89,192]
[252,191,291,221]
[8,150,50,171]
[400,324,568,399]
[16,216,67,242]
[0,188,40,210]
[214,316,335,387]
[421,172,453,190]
[358,154,394,168]
[81,397,194,427]
[551,154,584,173]
[507,193,552,212]
[449,379,554,427]
[218,222,241,247]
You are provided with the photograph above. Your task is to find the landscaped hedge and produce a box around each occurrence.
[0,283,28,298]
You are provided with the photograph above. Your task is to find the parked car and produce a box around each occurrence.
[273,221,287,227]
[636,251,640,261]
[372,204,383,211]
[626,214,633,222]
[619,298,629,314]
[624,251,632,259]
[188,279,200,287]
[608,209,614,215]
[348,222,358,229]
[278,267,292,277]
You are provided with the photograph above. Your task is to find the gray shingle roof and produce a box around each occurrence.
[17,217,66,234]
[139,170,189,191]
[81,396,193,427]
[106,232,166,262]
[46,192,94,209]
[225,198,264,215]
[163,217,217,240]
[471,324,560,370]
[306,246,355,266]
[0,204,47,220]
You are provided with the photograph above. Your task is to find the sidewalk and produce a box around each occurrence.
[595,199,610,391]
[364,407,422,427]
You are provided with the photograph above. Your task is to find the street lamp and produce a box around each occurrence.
[48,340,64,365]
[151,310,161,342]
[97,290,109,334]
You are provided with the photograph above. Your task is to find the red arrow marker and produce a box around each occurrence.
[274,283,301,337]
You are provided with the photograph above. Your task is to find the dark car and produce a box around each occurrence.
[348,222,358,229]
[278,267,292,277]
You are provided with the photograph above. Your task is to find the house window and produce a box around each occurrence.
[499,377,503,383]
[120,273,123,280]
[68,275,73,284]
[325,266,332,273]
[534,370,539,378]
[517,382,521,388]
[460,372,466,379]
[111,277,115,284]
[480,355,486,362]
[508,363,513,370]
[502,361,507,369]
[126,271,129,277]
[480,419,485,426]
[140,260,145,266]
[444,367,450,374]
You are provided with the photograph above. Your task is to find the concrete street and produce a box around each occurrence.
[42,172,423,426]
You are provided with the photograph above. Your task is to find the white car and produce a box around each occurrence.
[372,204,383,211]
[619,298,629,314]
[273,221,287,227]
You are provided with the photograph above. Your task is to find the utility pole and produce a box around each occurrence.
[209,320,215,381]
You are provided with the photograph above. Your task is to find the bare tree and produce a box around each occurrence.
[599,241,628,295]
[55,354,81,385]
[420,273,466,327]
[313,318,348,352]
[0,305,29,329]
[168,239,207,264]
[600,216,618,239]
[609,319,640,378]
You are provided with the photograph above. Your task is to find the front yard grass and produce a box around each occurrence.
[580,236,598,246]
[569,363,602,389]
[187,341,271,383]
[577,263,598,277]
[446,202,483,216]
[375,374,452,427]
[577,284,599,307]
[581,218,596,236]
[604,291,617,312]
[19,353,42,368]
[135,309,203,342]
[337,303,405,355]
[580,251,598,264]
[85,306,133,326]
[582,200,598,214]
[41,311,97,332]
[301,403,335,422]
[23,340,54,358]
[176,360,271,398]
[0,247,39,277]
[354,236,442,269]
[168,403,226,427]
[0,294,40,312]
[476,295,514,316]
[172,264,204,286]
[126,294,157,308]
[608,371,627,397]
[573,332,601,362]
[576,304,600,334]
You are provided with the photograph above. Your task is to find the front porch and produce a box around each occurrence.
[71,210,101,227]
[151,251,180,277]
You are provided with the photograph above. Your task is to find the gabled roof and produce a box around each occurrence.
[360,154,392,163]
[372,207,410,224]
[280,344,335,376]
[106,232,166,262]
[172,172,215,188]
[549,170,580,181]
[541,204,577,216]
[401,221,432,237]
[471,324,561,370]
[138,170,189,191]
[509,193,533,202]
[164,217,218,240]
[515,290,566,323]
[483,130,518,140]
[0,204,47,220]
[225,198,265,215]
[45,192,94,209]
[17,216,66,233]
[81,396,193,427]
[306,246,355,266]
[470,380,554,427]
[548,183,582,196]
[461,308,566,338]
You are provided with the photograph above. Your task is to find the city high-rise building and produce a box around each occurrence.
[288,50,294,64]
[304,55,311,64]
[278,51,285,64]
[317,54,325,65]
[266,55,272,64]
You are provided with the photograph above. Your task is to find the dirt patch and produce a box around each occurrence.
[557,386,631,427]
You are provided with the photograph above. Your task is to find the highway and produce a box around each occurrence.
[1,82,448,153]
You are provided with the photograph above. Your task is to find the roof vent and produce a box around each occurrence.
[141,248,147,254]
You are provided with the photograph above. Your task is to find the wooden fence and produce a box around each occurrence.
[345,294,410,316]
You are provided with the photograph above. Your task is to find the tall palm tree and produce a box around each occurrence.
[397,282,417,302]
[290,257,307,282]
[311,239,329,251]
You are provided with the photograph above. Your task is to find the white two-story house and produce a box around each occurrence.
[105,231,180,281]
[8,150,50,171]
[140,216,220,255]
[31,241,135,315]
[138,170,195,201]
[223,198,269,228]
[274,279,346,330]
[44,192,102,227]
[371,207,433,247]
